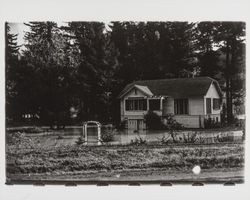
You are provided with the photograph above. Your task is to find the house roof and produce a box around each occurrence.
[134,85,153,96]
[118,77,223,99]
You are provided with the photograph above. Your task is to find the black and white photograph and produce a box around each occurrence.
[5,20,246,184]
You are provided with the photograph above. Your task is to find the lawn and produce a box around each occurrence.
[6,131,244,183]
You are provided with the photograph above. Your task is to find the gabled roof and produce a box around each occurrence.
[118,77,223,99]
[134,85,153,96]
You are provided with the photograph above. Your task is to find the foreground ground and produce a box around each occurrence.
[6,132,244,184]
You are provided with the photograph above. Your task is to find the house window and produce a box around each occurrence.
[125,99,147,111]
[213,98,220,110]
[206,98,212,114]
[174,99,188,115]
[149,99,161,110]
[134,88,137,95]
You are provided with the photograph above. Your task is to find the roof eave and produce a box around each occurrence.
[117,84,153,99]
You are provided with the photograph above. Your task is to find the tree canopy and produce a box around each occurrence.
[5,21,245,126]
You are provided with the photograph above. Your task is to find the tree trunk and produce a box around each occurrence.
[229,35,237,123]
[225,39,233,124]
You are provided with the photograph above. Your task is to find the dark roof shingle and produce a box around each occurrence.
[118,77,222,98]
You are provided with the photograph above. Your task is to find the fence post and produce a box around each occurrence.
[84,124,87,143]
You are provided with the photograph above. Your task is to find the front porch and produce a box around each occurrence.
[124,96,166,115]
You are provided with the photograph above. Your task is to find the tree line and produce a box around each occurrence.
[5,21,245,127]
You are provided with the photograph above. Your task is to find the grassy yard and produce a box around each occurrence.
[6,132,244,183]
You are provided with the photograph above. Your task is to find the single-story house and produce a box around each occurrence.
[118,77,223,129]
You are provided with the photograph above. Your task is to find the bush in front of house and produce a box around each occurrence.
[216,134,234,143]
[144,110,166,130]
[160,135,171,145]
[117,120,127,130]
[75,136,85,145]
[100,129,115,143]
[6,131,36,149]
[163,114,183,130]
[130,137,147,145]
[204,117,221,129]
[183,132,198,143]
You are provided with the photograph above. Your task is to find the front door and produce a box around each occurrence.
[128,119,144,130]
[138,120,144,130]
[206,98,211,114]
[128,119,137,130]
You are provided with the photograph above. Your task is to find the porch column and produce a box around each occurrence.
[204,97,206,115]
[160,97,163,111]
[83,123,87,143]
[147,98,149,111]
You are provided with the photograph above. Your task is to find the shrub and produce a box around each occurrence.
[75,136,85,145]
[6,131,36,148]
[100,130,114,143]
[57,135,64,140]
[160,135,171,145]
[242,129,245,141]
[144,110,165,130]
[130,137,147,145]
[204,117,221,129]
[117,120,127,130]
[216,134,234,143]
[235,118,245,128]
[144,112,183,131]
[169,130,179,143]
[6,131,25,145]
[163,114,183,130]
[183,132,198,143]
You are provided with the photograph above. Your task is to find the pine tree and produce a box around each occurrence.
[196,22,222,78]
[23,22,74,127]
[215,22,245,123]
[63,22,118,122]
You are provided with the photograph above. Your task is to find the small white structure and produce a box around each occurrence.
[118,77,223,129]
[83,121,101,145]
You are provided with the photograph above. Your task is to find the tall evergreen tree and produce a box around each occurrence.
[6,21,245,126]
[196,22,222,78]
[215,22,245,122]
[23,22,76,127]
[63,22,118,122]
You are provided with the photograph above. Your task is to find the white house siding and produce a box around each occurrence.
[204,83,221,122]
[162,97,174,115]
[205,83,220,99]
[125,87,146,98]
[122,88,148,129]
[162,97,205,128]
[174,98,204,128]
[188,98,204,115]
[123,88,148,117]
[174,115,203,128]
[163,97,204,115]
[121,82,221,129]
